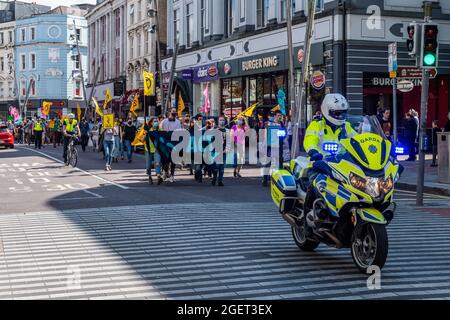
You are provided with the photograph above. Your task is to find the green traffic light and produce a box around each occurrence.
[424,53,436,66]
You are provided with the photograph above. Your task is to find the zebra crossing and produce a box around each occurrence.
[0,201,450,300]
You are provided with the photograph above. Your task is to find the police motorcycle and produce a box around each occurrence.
[271,116,403,273]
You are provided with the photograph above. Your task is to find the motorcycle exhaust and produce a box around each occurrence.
[281,213,298,227]
[319,229,344,249]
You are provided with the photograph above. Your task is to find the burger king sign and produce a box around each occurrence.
[310,70,325,90]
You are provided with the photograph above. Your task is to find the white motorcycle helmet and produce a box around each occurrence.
[68,113,75,120]
[321,93,349,127]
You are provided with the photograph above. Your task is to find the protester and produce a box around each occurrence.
[112,120,122,163]
[144,117,162,185]
[380,109,392,139]
[102,126,115,171]
[123,119,137,163]
[212,115,229,187]
[160,108,182,182]
[431,120,441,167]
[403,112,418,162]
[79,118,90,152]
[193,114,205,183]
[410,109,420,142]
[231,116,248,178]
[23,119,32,145]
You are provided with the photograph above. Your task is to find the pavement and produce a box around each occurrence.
[0,144,449,300]
[396,155,450,197]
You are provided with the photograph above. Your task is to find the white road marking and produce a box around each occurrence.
[83,189,103,199]
[23,147,130,190]
[398,189,450,200]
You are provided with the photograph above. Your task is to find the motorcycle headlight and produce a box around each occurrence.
[350,173,367,191]
[379,175,394,194]
[366,177,381,198]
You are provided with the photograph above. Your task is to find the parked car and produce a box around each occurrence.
[0,125,14,148]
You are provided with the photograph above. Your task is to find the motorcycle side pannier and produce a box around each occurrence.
[271,169,298,213]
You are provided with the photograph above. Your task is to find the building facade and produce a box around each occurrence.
[125,0,167,116]
[0,21,16,112]
[0,0,51,119]
[85,0,128,116]
[14,10,88,118]
[161,0,450,129]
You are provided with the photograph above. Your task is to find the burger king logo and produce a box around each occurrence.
[207,65,218,77]
[310,70,325,90]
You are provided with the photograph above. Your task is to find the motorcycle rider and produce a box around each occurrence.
[304,93,356,162]
[302,94,357,212]
[62,113,81,163]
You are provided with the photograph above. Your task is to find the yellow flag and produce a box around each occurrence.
[235,103,258,121]
[42,101,52,116]
[76,103,82,121]
[132,126,146,147]
[103,88,112,109]
[178,93,185,118]
[130,94,139,117]
[143,71,155,96]
[103,114,114,129]
[93,97,103,117]
[271,105,281,112]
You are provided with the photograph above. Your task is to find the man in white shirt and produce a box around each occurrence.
[160,108,182,132]
[160,107,182,182]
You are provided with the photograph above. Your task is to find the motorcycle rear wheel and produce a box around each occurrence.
[351,223,388,274]
[292,218,320,252]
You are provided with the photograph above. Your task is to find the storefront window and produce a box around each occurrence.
[263,77,271,105]
[249,78,257,105]
[232,78,243,111]
[221,77,245,118]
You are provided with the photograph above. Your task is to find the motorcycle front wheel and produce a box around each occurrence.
[351,223,388,274]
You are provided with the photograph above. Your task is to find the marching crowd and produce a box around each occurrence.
[4,106,450,187]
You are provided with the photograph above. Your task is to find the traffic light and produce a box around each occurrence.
[406,23,420,57]
[421,23,439,68]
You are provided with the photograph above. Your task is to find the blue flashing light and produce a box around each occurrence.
[322,142,339,154]
[277,129,287,138]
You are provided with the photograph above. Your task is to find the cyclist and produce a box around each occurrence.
[63,113,81,164]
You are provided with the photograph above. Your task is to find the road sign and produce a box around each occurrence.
[388,43,398,74]
[397,80,414,93]
[397,66,437,79]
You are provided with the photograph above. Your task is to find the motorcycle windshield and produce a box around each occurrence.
[341,116,392,172]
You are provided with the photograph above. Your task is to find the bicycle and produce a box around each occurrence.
[65,135,79,167]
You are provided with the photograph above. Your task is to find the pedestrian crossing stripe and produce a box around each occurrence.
[0,202,449,300]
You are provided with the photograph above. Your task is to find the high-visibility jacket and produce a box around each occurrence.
[64,119,78,133]
[33,121,43,132]
[303,117,357,157]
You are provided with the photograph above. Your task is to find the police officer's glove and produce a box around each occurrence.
[308,150,323,162]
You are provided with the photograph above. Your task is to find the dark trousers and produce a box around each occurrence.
[432,145,438,165]
[52,131,60,147]
[163,162,176,177]
[213,164,225,183]
[407,137,416,161]
[81,134,89,152]
[63,136,70,162]
[34,131,43,149]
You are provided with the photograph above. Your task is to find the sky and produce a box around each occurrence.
[18,0,96,9]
